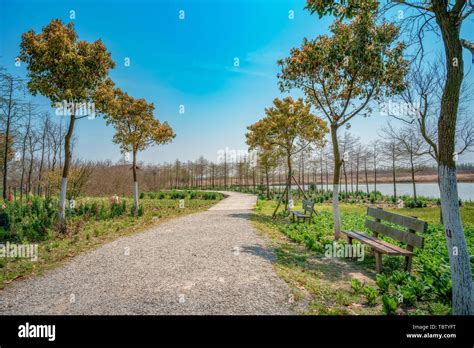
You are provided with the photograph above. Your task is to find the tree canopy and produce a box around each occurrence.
[246,97,328,156]
[109,91,175,154]
[278,13,408,128]
[19,19,115,106]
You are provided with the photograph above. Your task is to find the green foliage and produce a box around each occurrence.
[375,274,390,294]
[0,198,55,242]
[391,271,410,286]
[398,285,417,306]
[256,198,474,313]
[141,190,223,201]
[363,286,378,306]
[428,302,451,315]
[351,278,364,294]
[382,295,398,315]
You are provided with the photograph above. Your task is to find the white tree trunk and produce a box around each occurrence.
[134,181,139,214]
[438,165,473,314]
[333,184,341,239]
[58,177,67,220]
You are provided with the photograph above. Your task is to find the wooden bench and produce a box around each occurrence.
[290,199,314,224]
[341,207,427,273]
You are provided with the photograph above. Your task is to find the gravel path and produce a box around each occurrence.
[0,192,294,315]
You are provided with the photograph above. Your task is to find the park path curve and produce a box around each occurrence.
[0,192,294,315]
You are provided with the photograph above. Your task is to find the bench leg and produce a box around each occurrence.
[405,255,413,273]
[347,237,354,260]
[375,252,383,273]
[405,245,414,273]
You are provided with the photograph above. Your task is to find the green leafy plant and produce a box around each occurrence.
[376,274,390,294]
[381,295,398,315]
[399,286,417,306]
[363,286,378,306]
[428,302,451,315]
[351,278,364,294]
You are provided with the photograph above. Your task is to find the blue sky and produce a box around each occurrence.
[1,0,473,164]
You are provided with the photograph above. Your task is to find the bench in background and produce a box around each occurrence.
[290,199,315,224]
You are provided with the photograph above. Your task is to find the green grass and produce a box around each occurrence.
[0,195,222,289]
[253,199,474,315]
[252,213,380,315]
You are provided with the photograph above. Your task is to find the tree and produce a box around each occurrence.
[379,132,401,201]
[306,0,474,315]
[384,122,429,201]
[246,97,328,213]
[19,19,115,225]
[257,148,280,200]
[102,88,175,214]
[0,71,24,200]
[340,132,358,201]
[278,12,407,239]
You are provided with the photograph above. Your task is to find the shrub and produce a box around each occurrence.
[0,209,11,231]
[376,274,390,294]
[351,278,364,294]
[364,287,378,306]
[428,302,451,315]
[398,285,417,306]
[381,295,398,315]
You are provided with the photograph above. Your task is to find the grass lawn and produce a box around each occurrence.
[0,195,222,289]
[252,200,474,315]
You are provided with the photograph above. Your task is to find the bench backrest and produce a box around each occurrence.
[365,207,427,249]
[303,200,314,214]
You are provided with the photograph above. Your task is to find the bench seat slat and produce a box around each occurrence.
[365,220,424,248]
[352,231,413,256]
[341,230,402,255]
[367,207,427,232]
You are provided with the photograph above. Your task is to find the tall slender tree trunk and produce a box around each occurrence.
[410,155,417,202]
[2,77,13,200]
[320,152,324,192]
[342,160,348,202]
[265,167,270,200]
[392,148,397,202]
[434,8,473,314]
[132,149,139,215]
[325,159,329,192]
[331,125,342,240]
[350,160,353,193]
[37,122,47,196]
[27,135,34,197]
[373,151,377,193]
[58,112,76,224]
[355,153,360,193]
[285,152,292,211]
[19,109,32,202]
[364,157,369,195]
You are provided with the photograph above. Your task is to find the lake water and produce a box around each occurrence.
[358,183,474,201]
[274,182,474,201]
